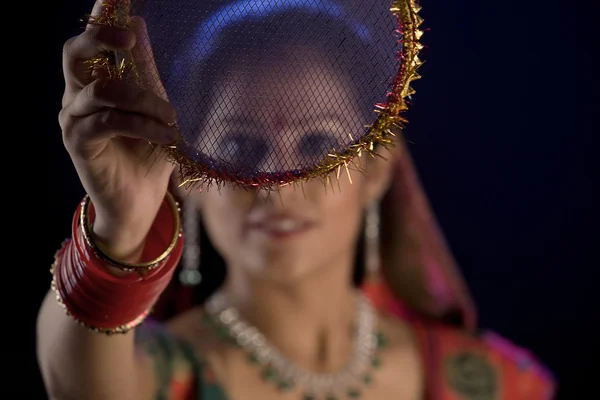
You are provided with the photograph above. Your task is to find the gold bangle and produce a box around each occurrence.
[49,241,150,335]
[79,192,181,273]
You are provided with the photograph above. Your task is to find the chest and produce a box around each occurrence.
[202,345,424,400]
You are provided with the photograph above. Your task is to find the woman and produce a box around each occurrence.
[37,1,555,399]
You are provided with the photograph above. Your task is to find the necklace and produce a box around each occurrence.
[203,292,388,400]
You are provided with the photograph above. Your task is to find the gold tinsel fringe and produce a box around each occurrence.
[84,0,140,84]
[85,0,425,190]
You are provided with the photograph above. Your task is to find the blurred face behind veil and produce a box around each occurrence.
[186,49,395,285]
[155,0,474,327]
[171,2,397,286]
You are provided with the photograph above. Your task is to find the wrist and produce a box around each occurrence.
[81,193,181,273]
[48,192,184,334]
[92,215,149,264]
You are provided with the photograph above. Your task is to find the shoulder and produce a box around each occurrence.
[480,330,556,399]
[419,322,557,400]
[135,308,213,400]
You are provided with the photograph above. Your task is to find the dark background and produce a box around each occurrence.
[18,0,598,398]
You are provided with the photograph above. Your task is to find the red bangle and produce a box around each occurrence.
[51,193,184,334]
[80,193,181,272]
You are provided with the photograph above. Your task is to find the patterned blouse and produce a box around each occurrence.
[136,317,556,400]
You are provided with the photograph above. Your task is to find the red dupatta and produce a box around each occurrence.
[361,137,556,399]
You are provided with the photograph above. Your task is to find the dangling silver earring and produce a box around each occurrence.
[179,197,202,286]
[365,200,381,279]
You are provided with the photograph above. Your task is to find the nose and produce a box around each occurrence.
[256,122,305,175]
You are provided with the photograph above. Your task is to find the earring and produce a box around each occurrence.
[179,197,202,286]
[365,200,381,280]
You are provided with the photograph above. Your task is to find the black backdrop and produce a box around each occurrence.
[17,0,598,398]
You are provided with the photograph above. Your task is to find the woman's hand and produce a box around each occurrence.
[59,8,178,262]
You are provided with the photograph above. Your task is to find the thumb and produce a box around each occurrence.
[130,16,169,101]
[87,0,104,30]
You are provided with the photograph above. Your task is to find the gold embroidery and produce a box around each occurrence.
[445,352,498,400]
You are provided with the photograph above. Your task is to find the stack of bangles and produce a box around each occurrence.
[50,192,184,335]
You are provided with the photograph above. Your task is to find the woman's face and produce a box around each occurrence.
[185,48,393,283]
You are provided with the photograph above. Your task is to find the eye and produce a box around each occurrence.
[218,133,269,169]
[298,132,339,160]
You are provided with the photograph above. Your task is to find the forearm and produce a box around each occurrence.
[36,194,181,399]
[37,291,154,400]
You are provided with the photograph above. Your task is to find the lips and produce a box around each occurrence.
[248,214,314,238]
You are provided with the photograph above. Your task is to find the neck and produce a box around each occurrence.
[221,257,357,372]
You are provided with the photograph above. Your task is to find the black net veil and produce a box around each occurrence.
[90,0,424,188]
